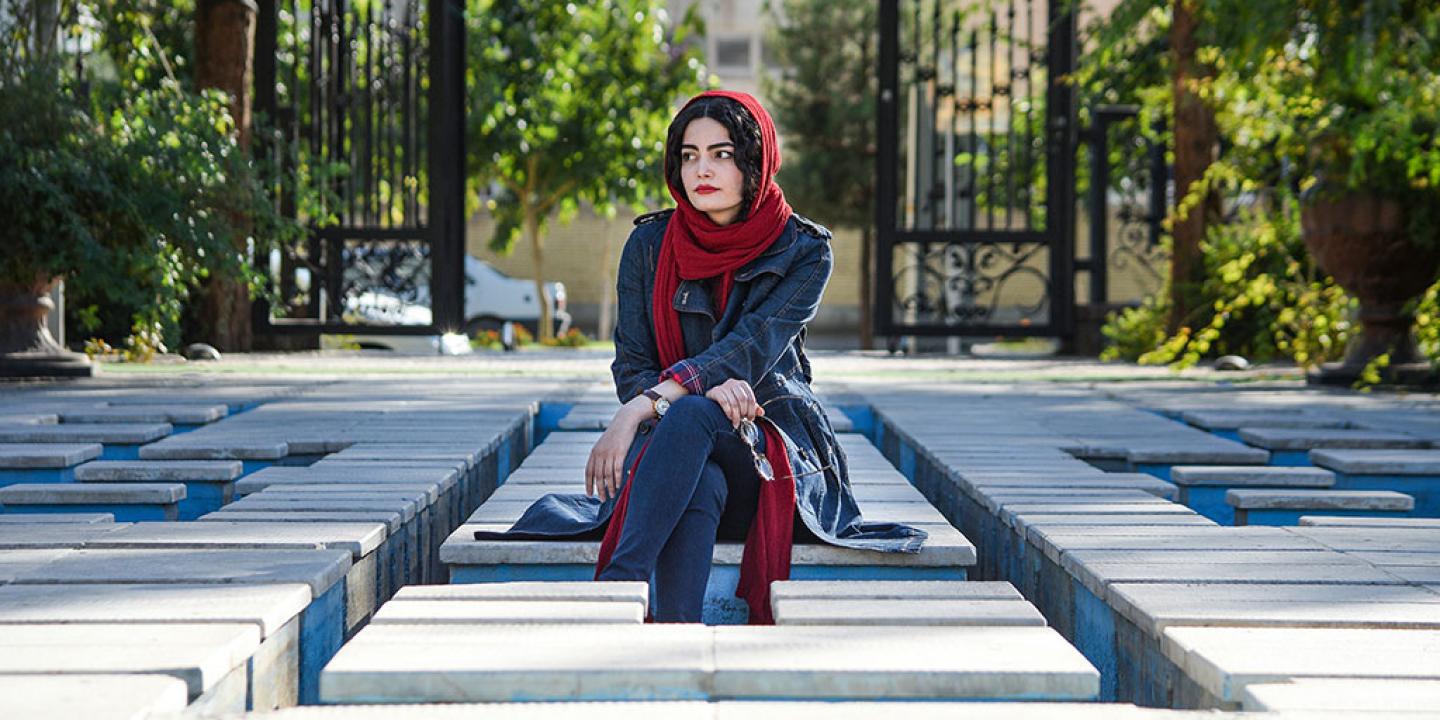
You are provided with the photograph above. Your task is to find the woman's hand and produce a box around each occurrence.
[586,398,651,502]
[706,378,764,428]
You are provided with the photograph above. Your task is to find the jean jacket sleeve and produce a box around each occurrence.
[662,239,832,395]
[610,229,663,404]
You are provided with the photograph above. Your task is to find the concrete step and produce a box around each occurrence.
[0,443,104,486]
[0,423,172,460]
[74,460,242,519]
[1309,448,1440,516]
[1170,465,1338,524]
[0,483,186,522]
[1237,428,1430,466]
[1226,489,1414,527]
[59,403,228,425]
[0,513,114,524]
[318,623,1099,703]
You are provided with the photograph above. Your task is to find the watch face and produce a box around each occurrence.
[655,397,671,416]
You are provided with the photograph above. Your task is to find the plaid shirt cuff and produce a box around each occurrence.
[660,359,705,396]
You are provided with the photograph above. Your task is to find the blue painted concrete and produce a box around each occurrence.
[837,405,876,437]
[99,445,143,461]
[1176,486,1237,525]
[1211,429,1243,443]
[276,454,324,467]
[1267,450,1312,467]
[298,580,346,705]
[533,402,574,446]
[0,469,76,487]
[175,482,234,521]
[1072,579,1116,701]
[1333,473,1440,517]
[496,442,511,486]
[0,503,175,522]
[241,460,277,476]
[1134,463,1172,482]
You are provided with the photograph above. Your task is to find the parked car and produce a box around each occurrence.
[461,256,570,337]
[324,256,570,353]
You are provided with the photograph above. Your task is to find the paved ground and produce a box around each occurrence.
[2,350,1437,717]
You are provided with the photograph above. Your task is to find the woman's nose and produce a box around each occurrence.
[696,157,713,177]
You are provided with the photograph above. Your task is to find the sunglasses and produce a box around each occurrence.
[737,418,775,483]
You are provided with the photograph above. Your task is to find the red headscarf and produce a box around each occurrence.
[652,90,794,362]
[595,90,797,625]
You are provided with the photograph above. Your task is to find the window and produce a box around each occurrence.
[714,36,752,74]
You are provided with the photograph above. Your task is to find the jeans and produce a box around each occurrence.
[596,395,764,622]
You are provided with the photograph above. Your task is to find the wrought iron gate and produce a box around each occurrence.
[252,0,465,339]
[875,0,1077,342]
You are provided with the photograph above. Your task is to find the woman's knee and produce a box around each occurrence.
[663,395,728,429]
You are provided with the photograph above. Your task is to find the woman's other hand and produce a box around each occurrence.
[586,397,651,502]
[705,377,764,428]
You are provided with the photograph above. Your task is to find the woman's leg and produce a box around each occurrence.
[596,395,737,586]
[652,460,727,622]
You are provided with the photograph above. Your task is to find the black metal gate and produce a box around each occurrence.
[875,0,1077,343]
[252,0,466,340]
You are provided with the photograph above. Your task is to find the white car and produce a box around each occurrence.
[324,257,570,354]
[461,256,571,337]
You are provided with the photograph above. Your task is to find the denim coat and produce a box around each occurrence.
[478,210,927,555]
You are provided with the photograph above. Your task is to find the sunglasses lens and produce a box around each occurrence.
[756,456,774,482]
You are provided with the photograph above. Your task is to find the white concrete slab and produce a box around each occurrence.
[1161,626,1440,703]
[0,673,189,720]
[9,548,351,597]
[1240,678,1440,712]
[319,623,714,703]
[83,521,386,560]
[773,598,1047,627]
[770,580,1021,601]
[371,599,644,624]
[0,622,260,699]
[0,483,185,504]
[75,460,242,482]
[0,582,310,635]
[1170,466,1336,487]
[0,443,103,468]
[711,625,1098,700]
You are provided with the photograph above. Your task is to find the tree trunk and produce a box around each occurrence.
[525,208,554,343]
[193,0,258,352]
[1167,0,1220,334]
[859,224,875,350]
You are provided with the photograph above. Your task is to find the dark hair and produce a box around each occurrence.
[664,96,765,220]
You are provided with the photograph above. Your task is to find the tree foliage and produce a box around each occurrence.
[465,0,709,340]
[0,0,303,356]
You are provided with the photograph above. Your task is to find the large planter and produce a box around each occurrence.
[0,276,95,378]
[1300,192,1440,385]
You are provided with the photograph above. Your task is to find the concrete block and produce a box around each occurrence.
[371,599,644,624]
[394,581,648,608]
[8,547,351,597]
[0,674,189,719]
[319,623,713,703]
[1310,449,1440,475]
[711,625,1099,700]
[770,580,1021,602]
[1238,428,1429,451]
[83,521,386,561]
[74,460,242,482]
[0,513,113,524]
[1160,626,1440,704]
[773,598,1047,627]
[0,482,185,505]
[1226,489,1414,511]
[0,582,310,636]
[0,622,259,700]
[139,440,289,461]
[1170,466,1336,487]
[0,524,129,549]
[0,423,172,444]
[1240,678,1440,713]
[0,443,103,469]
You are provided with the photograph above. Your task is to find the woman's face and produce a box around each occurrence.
[679,117,745,226]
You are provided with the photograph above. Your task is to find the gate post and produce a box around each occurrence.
[1046,0,1079,350]
[428,0,467,331]
[874,0,900,346]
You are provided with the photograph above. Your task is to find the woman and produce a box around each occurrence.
[477,90,926,624]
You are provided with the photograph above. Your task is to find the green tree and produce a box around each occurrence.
[763,0,878,349]
[466,0,708,342]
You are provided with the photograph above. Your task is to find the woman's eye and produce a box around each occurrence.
[681,152,697,163]
[715,150,733,160]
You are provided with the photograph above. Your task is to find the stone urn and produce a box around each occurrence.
[0,276,95,377]
[1300,192,1440,384]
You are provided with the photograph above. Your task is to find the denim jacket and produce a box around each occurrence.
[479,210,926,554]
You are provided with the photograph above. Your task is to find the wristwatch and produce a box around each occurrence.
[642,388,671,418]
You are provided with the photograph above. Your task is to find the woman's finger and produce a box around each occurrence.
[585,450,596,497]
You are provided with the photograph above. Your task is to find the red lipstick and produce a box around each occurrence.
[694,184,719,195]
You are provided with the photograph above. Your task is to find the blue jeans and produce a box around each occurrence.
[597,395,764,622]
